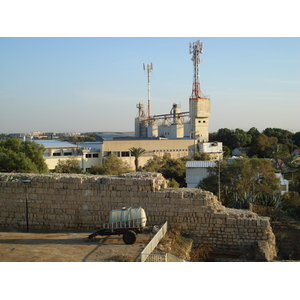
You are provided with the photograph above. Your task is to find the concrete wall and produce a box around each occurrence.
[102,139,195,169]
[0,172,277,260]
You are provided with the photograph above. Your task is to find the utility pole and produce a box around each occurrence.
[22,179,31,232]
[218,160,221,203]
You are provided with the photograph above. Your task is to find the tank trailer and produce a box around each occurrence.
[88,207,149,244]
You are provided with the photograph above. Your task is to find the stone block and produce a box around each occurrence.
[226,218,236,225]
[260,219,269,227]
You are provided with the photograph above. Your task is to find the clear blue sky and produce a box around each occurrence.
[0,1,299,135]
[0,37,299,134]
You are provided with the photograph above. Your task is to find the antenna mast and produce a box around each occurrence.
[143,62,154,118]
[189,41,206,99]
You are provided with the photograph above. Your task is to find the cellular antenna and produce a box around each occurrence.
[189,40,206,99]
[143,62,154,118]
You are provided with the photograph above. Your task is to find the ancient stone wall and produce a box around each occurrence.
[0,172,277,261]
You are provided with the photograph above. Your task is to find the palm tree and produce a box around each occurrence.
[129,147,146,171]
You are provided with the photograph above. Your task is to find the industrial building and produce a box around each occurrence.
[36,40,223,172]
[132,40,222,162]
[135,41,211,142]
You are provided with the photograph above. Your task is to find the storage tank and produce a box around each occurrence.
[109,207,147,227]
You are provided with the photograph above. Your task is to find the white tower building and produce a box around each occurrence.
[189,41,211,142]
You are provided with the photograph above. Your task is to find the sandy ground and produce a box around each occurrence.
[0,231,154,262]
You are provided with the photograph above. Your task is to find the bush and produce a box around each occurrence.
[89,154,132,175]
[255,193,284,209]
[190,244,213,262]
[54,157,82,174]
[282,192,300,209]
[168,178,180,188]
[143,154,187,187]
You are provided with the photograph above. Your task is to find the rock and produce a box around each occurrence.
[253,241,277,262]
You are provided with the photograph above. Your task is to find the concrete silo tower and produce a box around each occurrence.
[189,41,210,141]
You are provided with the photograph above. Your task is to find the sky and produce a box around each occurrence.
[0,3,299,135]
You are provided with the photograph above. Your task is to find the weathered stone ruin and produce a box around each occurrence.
[0,172,277,261]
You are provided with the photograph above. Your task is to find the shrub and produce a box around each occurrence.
[168,178,180,188]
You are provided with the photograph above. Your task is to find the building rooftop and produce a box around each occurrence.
[186,161,217,168]
[34,140,78,149]
[96,132,134,141]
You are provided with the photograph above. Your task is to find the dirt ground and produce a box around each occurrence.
[272,222,300,260]
[0,231,154,262]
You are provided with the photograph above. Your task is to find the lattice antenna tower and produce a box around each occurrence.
[143,62,154,117]
[189,40,206,99]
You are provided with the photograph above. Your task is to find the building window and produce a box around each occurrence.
[121,151,130,157]
[64,152,72,156]
[93,153,99,158]
[86,154,92,158]
[53,153,60,156]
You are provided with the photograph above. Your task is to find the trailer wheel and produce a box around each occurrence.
[123,230,137,245]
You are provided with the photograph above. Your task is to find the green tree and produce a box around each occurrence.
[54,157,82,174]
[0,138,48,173]
[129,147,146,171]
[215,128,233,149]
[250,133,271,157]
[263,128,293,145]
[143,153,187,187]
[199,158,280,206]
[247,127,260,139]
[214,128,252,150]
[292,131,300,148]
[231,128,252,149]
[223,146,231,158]
[90,154,132,175]
[268,144,289,170]
[193,152,211,161]
[284,153,298,170]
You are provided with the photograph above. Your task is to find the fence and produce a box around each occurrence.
[145,253,190,262]
[141,221,168,262]
[145,254,167,262]
[103,218,145,230]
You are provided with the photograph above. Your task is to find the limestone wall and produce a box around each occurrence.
[0,172,277,260]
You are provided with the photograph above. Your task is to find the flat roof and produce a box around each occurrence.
[186,161,217,168]
[34,140,78,148]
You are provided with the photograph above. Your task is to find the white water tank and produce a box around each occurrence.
[109,207,147,227]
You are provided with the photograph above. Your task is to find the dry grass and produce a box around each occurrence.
[190,244,213,262]
[160,226,194,260]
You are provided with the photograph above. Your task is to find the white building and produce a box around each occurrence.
[186,160,217,188]
[275,173,289,195]
[35,140,101,172]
